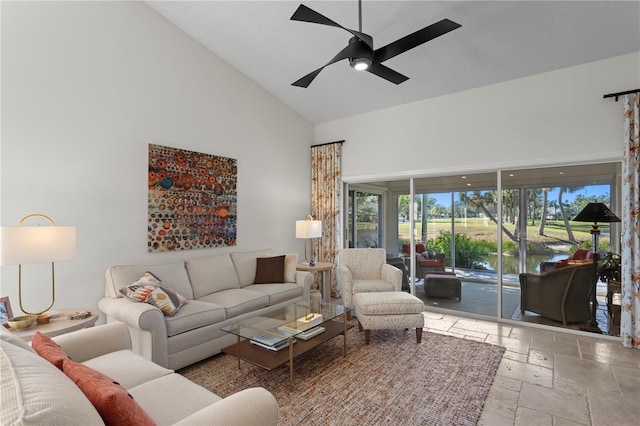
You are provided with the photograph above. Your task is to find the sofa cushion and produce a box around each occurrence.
[0,334,104,425]
[119,272,188,316]
[254,255,286,284]
[284,253,298,283]
[187,254,240,299]
[82,349,173,390]
[352,280,396,293]
[31,331,71,370]
[106,261,193,300]
[198,289,270,318]
[230,249,273,286]
[243,283,304,305]
[129,374,221,426]
[164,300,227,337]
[63,359,155,426]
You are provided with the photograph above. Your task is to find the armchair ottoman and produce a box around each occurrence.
[354,292,424,344]
[424,273,462,300]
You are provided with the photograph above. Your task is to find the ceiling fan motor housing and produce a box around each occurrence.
[348,36,373,70]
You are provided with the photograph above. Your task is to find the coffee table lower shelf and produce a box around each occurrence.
[221,319,353,387]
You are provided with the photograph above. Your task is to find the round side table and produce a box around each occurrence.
[296,262,335,302]
[8,308,99,342]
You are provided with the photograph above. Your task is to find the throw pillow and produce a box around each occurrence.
[31,331,70,370]
[62,359,155,426]
[284,253,298,283]
[119,272,188,316]
[254,255,286,284]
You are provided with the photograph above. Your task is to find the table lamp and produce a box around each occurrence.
[295,215,322,266]
[1,214,76,315]
[572,202,620,330]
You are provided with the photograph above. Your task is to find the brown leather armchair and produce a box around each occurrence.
[519,263,595,325]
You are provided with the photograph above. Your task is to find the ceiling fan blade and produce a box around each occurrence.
[292,44,358,88]
[374,19,461,64]
[291,4,373,50]
[366,64,409,85]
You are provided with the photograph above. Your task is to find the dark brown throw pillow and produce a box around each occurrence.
[254,255,286,284]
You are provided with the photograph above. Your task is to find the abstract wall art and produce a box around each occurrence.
[148,144,237,252]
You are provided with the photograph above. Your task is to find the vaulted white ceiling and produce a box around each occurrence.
[146,1,640,124]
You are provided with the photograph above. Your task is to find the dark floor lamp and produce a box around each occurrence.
[573,203,620,331]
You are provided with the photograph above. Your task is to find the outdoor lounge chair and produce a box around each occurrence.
[519,263,595,325]
[401,243,446,276]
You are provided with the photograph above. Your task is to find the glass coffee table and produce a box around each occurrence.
[220,301,352,387]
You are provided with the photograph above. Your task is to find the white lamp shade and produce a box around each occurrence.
[296,220,322,239]
[1,226,76,265]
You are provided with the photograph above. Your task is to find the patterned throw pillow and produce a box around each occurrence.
[62,359,155,426]
[284,253,298,283]
[119,272,188,316]
[32,331,70,370]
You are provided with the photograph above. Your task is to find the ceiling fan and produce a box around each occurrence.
[290,0,461,88]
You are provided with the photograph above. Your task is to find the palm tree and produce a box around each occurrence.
[459,191,518,242]
[538,188,549,235]
[558,186,583,243]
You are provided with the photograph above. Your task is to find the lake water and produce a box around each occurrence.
[480,253,569,274]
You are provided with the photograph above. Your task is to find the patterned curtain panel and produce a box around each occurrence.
[311,142,342,298]
[621,93,640,349]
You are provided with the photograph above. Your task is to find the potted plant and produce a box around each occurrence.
[598,252,621,283]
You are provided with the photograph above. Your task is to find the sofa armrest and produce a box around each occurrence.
[98,296,169,367]
[381,263,402,292]
[173,387,278,426]
[295,270,314,303]
[53,322,131,362]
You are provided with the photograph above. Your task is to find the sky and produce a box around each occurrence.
[426,184,611,209]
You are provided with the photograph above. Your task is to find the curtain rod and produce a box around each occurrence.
[311,140,344,148]
[603,88,640,101]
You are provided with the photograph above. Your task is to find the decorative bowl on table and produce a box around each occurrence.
[37,314,52,324]
[7,315,37,330]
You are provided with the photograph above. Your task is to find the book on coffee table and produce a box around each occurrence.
[250,338,292,351]
[250,328,296,350]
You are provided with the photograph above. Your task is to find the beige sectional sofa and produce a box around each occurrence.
[0,322,278,425]
[98,249,313,370]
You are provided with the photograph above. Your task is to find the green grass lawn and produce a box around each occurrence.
[396,217,606,249]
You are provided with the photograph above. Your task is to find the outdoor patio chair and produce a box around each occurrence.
[519,263,595,325]
[539,249,594,274]
[401,243,446,276]
[338,248,402,314]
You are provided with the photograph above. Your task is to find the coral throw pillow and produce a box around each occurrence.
[62,359,155,426]
[31,332,71,370]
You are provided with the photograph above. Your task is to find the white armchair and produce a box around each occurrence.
[338,248,402,311]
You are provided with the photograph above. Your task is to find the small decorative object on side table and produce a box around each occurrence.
[9,308,98,342]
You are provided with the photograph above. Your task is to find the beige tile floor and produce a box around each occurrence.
[422,310,640,425]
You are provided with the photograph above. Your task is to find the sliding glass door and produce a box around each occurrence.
[346,189,383,249]
[346,161,622,335]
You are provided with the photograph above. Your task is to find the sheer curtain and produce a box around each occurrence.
[621,93,640,349]
[311,142,342,298]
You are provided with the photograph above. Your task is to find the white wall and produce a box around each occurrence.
[316,53,640,182]
[0,1,313,315]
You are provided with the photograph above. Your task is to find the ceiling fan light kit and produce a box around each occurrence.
[291,0,461,88]
[348,36,373,70]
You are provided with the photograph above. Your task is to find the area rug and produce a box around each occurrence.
[178,325,505,425]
